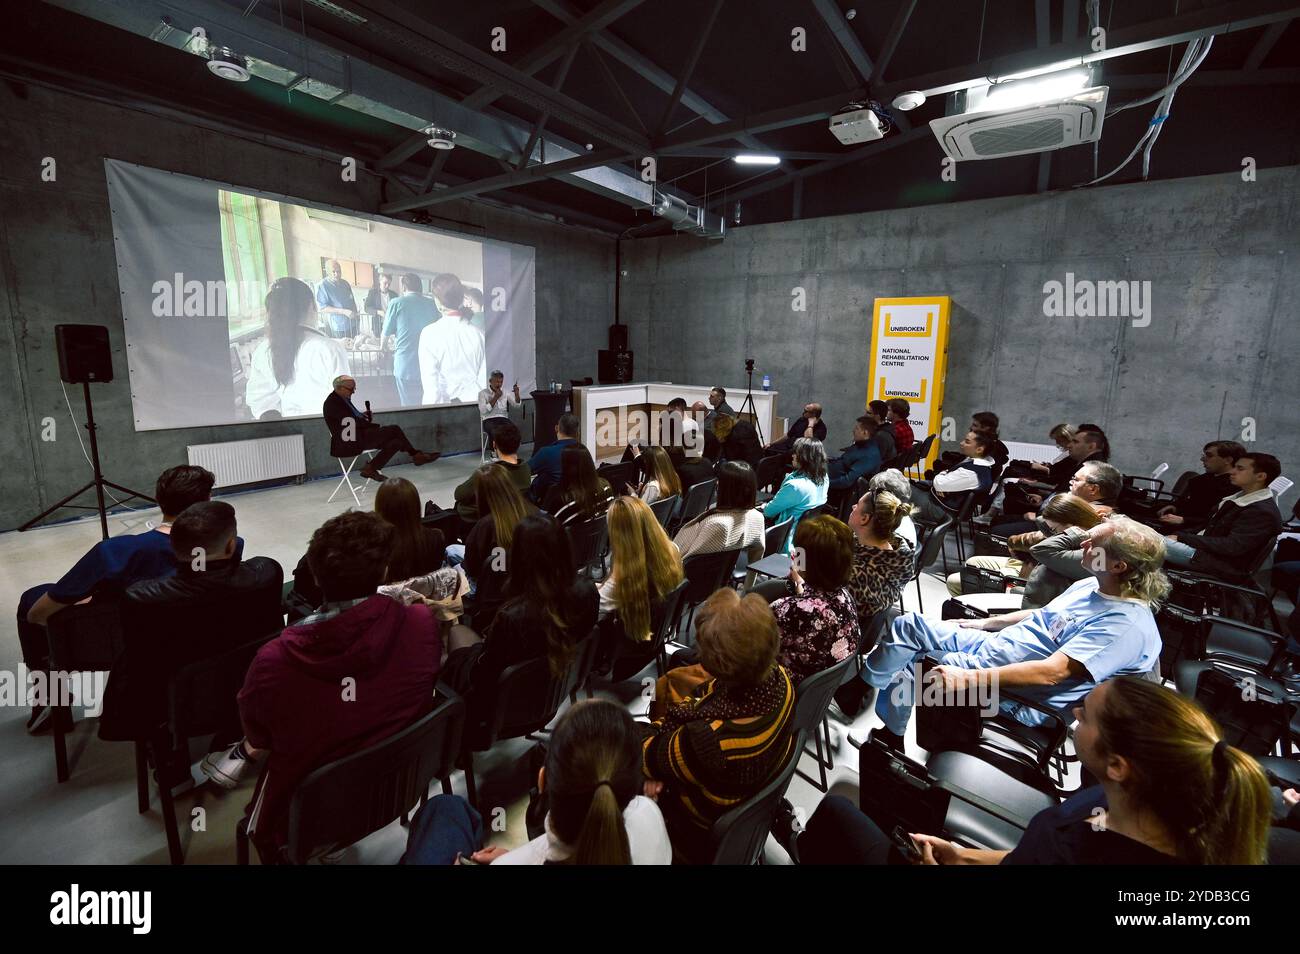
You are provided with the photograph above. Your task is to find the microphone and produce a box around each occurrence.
[364,400,372,422]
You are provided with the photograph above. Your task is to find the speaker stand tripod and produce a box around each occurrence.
[19,382,155,541]
[737,367,764,446]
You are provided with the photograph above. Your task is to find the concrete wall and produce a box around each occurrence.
[622,167,1300,495]
[0,83,614,530]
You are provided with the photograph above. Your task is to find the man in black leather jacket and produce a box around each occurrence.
[99,502,283,750]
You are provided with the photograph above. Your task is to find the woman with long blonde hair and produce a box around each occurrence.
[599,496,684,644]
[635,445,682,505]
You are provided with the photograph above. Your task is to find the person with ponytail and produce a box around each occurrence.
[401,699,671,865]
[246,277,350,420]
[440,514,597,735]
[792,676,1273,865]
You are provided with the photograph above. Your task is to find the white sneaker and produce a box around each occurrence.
[200,743,255,790]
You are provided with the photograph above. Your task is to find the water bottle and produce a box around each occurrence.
[761,374,771,391]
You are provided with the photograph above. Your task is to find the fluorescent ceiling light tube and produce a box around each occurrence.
[984,69,1091,109]
[733,154,780,165]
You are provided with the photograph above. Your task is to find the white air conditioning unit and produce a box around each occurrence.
[929,86,1109,161]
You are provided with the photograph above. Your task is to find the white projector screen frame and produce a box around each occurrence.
[103,158,537,432]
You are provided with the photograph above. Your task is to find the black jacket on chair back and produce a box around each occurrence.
[100,556,284,741]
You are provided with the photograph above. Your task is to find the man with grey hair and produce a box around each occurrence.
[869,469,917,548]
[323,374,438,481]
[478,369,521,448]
[316,258,358,338]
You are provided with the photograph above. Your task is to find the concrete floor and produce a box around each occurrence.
[0,448,957,864]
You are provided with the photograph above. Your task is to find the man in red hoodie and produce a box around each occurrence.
[205,510,442,862]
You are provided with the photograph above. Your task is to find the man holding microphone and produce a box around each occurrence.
[324,375,439,481]
[478,369,520,450]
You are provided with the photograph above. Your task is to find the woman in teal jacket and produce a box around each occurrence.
[763,438,830,553]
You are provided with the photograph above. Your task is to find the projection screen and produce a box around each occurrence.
[104,159,537,431]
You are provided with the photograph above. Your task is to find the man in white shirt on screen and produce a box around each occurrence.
[419,273,487,404]
[478,370,520,445]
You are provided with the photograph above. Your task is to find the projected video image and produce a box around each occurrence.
[105,160,536,431]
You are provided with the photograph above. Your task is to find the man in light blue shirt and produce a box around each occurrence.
[382,273,437,407]
[862,516,1167,747]
[316,259,358,338]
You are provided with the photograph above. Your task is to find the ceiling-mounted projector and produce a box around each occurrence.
[424,126,457,150]
[929,68,1108,161]
[206,47,251,82]
[829,105,883,144]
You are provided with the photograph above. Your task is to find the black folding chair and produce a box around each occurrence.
[763,516,795,557]
[565,513,609,580]
[904,516,953,614]
[45,601,129,787]
[793,656,858,792]
[754,455,787,502]
[588,579,690,687]
[649,494,679,530]
[237,692,466,864]
[676,548,743,643]
[597,460,638,495]
[459,632,595,809]
[672,478,717,534]
[706,729,805,865]
[155,632,279,864]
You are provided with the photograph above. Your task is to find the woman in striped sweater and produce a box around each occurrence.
[641,587,795,862]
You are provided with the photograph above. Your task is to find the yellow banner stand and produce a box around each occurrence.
[866,296,950,471]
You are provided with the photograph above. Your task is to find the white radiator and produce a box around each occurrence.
[187,435,306,489]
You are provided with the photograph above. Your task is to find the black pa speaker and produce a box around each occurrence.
[597,349,633,384]
[608,323,628,351]
[55,324,113,384]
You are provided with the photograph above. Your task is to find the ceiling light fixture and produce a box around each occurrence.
[892,91,926,111]
[424,126,457,150]
[733,154,780,166]
[984,68,1091,110]
[206,47,251,82]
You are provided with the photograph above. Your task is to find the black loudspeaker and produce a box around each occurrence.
[598,349,634,384]
[55,324,113,384]
[608,323,628,350]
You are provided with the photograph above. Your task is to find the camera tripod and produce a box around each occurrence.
[738,363,764,445]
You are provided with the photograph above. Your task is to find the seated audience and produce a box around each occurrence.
[764,402,828,457]
[631,445,682,506]
[401,700,671,865]
[1001,422,1108,520]
[909,430,996,524]
[970,411,1009,475]
[762,437,830,553]
[867,400,896,463]
[887,398,915,454]
[792,677,1271,865]
[764,515,862,686]
[461,464,537,623]
[99,502,282,749]
[453,421,531,522]
[291,476,447,609]
[17,464,221,731]
[599,497,684,671]
[673,461,765,565]
[223,511,442,859]
[1153,440,1245,530]
[949,494,1103,610]
[828,416,883,491]
[869,469,918,548]
[859,516,1166,750]
[721,419,764,470]
[377,478,446,582]
[674,430,721,490]
[1163,452,1283,578]
[527,412,579,500]
[662,396,701,453]
[845,488,916,629]
[542,445,615,526]
[440,514,598,733]
[1010,423,1077,486]
[641,587,795,860]
[995,460,1121,536]
[692,386,735,430]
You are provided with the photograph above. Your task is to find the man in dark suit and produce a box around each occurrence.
[1153,440,1244,531]
[764,402,828,457]
[1164,452,1283,580]
[99,502,283,778]
[324,375,439,481]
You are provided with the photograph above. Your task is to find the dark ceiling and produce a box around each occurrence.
[3,0,1299,237]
